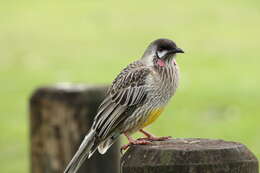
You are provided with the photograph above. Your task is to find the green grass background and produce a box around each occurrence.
[0,0,260,172]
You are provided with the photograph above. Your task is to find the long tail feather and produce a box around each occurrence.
[64,129,97,173]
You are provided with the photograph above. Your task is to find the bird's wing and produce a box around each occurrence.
[93,61,151,138]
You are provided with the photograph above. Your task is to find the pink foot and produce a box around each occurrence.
[120,139,152,153]
[138,129,172,142]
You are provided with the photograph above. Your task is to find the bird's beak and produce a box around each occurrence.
[167,48,184,55]
[174,47,184,54]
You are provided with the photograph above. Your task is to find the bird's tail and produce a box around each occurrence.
[64,129,98,173]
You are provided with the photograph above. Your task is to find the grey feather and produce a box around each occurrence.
[64,129,96,173]
[92,61,151,139]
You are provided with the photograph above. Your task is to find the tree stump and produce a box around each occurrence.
[121,138,259,173]
[29,83,120,173]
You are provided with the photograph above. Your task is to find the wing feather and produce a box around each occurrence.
[92,61,151,139]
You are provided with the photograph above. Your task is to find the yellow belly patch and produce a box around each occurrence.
[141,108,164,128]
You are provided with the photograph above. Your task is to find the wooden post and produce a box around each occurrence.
[121,138,259,173]
[29,83,120,173]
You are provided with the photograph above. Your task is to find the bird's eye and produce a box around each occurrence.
[158,47,164,52]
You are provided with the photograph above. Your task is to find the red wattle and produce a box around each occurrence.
[157,59,165,67]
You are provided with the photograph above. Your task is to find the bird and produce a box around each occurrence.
[64,38,184,173]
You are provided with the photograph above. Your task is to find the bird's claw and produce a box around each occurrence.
[120,139,152,154]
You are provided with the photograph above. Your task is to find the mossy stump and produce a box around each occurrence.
[121,138,258,173]
[29,84,120,173]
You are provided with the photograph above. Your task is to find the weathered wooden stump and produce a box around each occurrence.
[29,83,120,173]
[121,138,258,173]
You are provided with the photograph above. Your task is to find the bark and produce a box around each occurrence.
[121,138,258,173]
[29,84,120,173]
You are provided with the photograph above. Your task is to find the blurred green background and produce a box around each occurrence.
[0,0,260,172]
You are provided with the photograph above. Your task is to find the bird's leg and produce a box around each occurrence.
[138,129,172,141]
[120,133,152,153]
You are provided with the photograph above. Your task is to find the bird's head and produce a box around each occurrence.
[141,38,184,67]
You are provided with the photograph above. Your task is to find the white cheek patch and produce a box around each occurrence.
[157,50,168,59]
